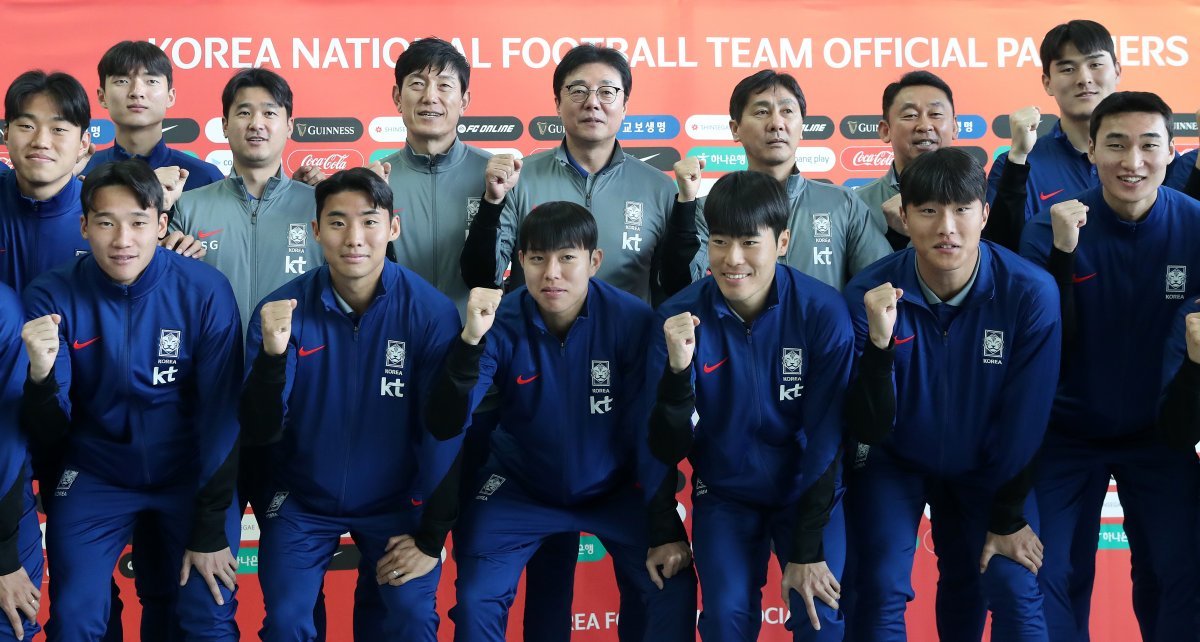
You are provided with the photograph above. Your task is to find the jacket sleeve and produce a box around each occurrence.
[982,154,1032,252]
[790,295,855,564]
[239,301,297,448]
[789,458,837,564]
[412,298,469,501]
[461,194,519,290]
[632,309,688,546]
[189,284,245,552]
[843,282,898,444]
[1159,299,1200,451]
[689,199,711,283]
[19,283,72,451]
[845,191,893,278]
[656,199,701,299]
[0,293,31,575]
[981,277,1061,488]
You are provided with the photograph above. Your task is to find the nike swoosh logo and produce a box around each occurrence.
[72,337,100,350]
[1039,189,1065,201]
[516,374,539,385]
[298,345,325,357]
[162,125,178,133]
[1072,272,1097,284]
[637,153,660,162]
[702,358,728,374]
[197,229,222,239]
[410,498,423,506]
[894,335,915,345]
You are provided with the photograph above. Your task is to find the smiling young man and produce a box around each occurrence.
[20,160,243,641]
[84,41,224,190]
[0,71,92,295]
[428,202,696,642]
[650,170,854,641]
[462,44,698,305]
[843,148,1060,642]
[666,71,889,296]
[1020,91,1200,642]
[238,168,460,641]
[855,71,959,250]
[169,68,324,332]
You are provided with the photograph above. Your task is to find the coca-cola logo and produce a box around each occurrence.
[286,149,365,175]
[840,146,894,171]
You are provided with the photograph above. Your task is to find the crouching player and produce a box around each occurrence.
[239,168,461,641]
[20,159,243,640]
[426,201,697,642]
[650,170,854,641]
[0,284,43,641]
[844,148,1060,641]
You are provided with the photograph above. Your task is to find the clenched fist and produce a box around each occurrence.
[260,299,298,357]
[1049,199,1088,253]
[1186,312,1200,365]
[156,166,189,212]
[22,314,62,384]
[663,311,701,373]
[484,154,521,205]
[881,193,908,237]
[1008,106,1041,165]
[462,288,503,345]
[864,283,904,350]
[673,157,705,203]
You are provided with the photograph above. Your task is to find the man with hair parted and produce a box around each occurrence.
[0,70,93,295]
[1020,90,1200,642]
[20,159,243,641]
[663,70,890,295]
[855,70,959,251]
[239,168,461,641]
[844,147,1061,642]
[651,169,856,641]
[429,201,697,642]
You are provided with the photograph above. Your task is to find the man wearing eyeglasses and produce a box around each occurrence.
[462,44,698,307]
[459,43,700,641]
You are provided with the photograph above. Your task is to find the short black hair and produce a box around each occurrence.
[80,159,164,217]
[899,147,985,208]
[221,68,293,119]
[553,45,631,104]
[98,41,173,88]
[704,171,789,239]
[1089,91,1174,143]
[315,168,395,221]
[881,71,955,120]
[394,37,470,93]
[729,70,807,121]
[1040,20,1116,71]
[519,201,598,253]
[4,70,90,131]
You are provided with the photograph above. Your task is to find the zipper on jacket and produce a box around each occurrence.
[337,317,362,511]
[250,196,263,306]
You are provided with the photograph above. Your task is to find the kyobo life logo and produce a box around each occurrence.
[617,115,680,141]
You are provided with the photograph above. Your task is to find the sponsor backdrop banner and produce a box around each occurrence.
[7,1,1198,639]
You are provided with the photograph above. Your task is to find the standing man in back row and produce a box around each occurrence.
[663,69,890,295]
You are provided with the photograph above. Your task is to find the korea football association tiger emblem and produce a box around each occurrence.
[158,329,181,358]
[385,341,406,369]
[982,330,1004,365]
[812,213,832,241]
[590,360,611,387]
[288,223,308,248]
[1166,265,1187,295]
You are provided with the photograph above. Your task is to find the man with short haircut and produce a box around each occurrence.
[0,284,44,642]
[845,148,1060,641]
[432,202,697,642]
[240,168,460,640]
[668,70,889,294]
[0,71,92,294]
[462,44,696,304]
[651,170,854,641]
[380,37,492,315]
[84,40,224,190]
[170,68,324,332]
[855,70,959,251]
[20,160,243,640]
[1020,91,1200,641]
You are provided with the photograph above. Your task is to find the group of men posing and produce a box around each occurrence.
[0,15,1198,642]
